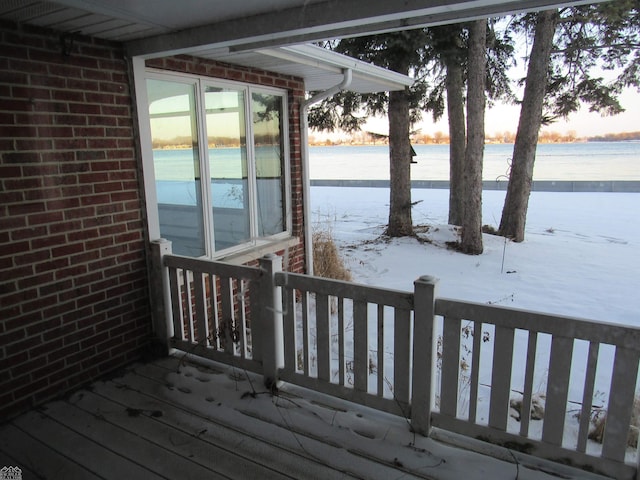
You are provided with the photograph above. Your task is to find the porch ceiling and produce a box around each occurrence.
[2,0,604,50]
[1,0,605,93]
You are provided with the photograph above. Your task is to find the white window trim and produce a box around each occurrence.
[133,60,293,259]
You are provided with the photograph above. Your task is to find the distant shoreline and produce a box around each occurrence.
[153,139,639,150]
[310,179,640,193]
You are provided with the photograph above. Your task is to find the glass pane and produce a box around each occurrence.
[205,86,251,251]
[252,92,285,236]
[147,79,205,257]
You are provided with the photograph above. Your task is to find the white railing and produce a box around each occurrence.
[275,271,415,416]
[431,297,640,480]
[151,240,266,373]
[150,242,639,479]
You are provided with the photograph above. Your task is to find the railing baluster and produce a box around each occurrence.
[316,292,330,382]
[394,308,411,408]
[220,276,234,354]
[182,269,195,342]
[281,285,296,372]
[377,304,384,397]
[338,297,345,386]
[520,330,538,437]
[542,336,573,446]
[441,316,461,417]
[237,279,248,359]
[577,341,599,453]
[468,320,482,423]
[302,291,310,376]
[489,326,514,431]
[168,267,183,340]
[193,270,208,346]
[208,273,220,350]
[602,346,640,461]
[354,300,368,393]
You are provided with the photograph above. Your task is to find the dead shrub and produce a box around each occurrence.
[589,396,640,448]
[312,230,352,281]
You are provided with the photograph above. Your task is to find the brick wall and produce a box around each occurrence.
[0,22,310,419]
[146,56,308,273]
[0,21,152,419]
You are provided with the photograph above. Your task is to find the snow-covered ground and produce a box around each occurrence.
[310,187,638,325]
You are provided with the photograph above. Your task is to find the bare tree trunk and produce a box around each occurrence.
[446,54,466,226]
[499,10,558,242]
[387,87,413,237]
[461,19,487,254]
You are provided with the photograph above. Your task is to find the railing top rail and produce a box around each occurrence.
[436,297,640,349]
[163,254,262,281]
[275,271,414,310]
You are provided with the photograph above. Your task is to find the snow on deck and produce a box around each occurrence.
[0,354,613,479]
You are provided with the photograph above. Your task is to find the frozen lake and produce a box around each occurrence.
[309,142,640,181]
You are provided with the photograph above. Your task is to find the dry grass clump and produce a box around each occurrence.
[589,396,640,448]
[312,230,352,281]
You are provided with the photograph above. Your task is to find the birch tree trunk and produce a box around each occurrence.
[499,10,559,242]
[460,19,486,254]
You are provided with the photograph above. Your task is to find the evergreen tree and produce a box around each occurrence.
[308,31,432,237]
[500,2,640,241]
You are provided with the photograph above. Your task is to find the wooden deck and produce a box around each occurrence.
[0,355,611,480]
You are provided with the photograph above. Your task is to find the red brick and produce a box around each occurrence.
[30,73,66,89]
[54,138,87,150]
[55,263,88,280]
[4,177,43,191]
[68,103,101,115]
[40,150,74,162]
[21,292,57,313]
[0,328,26,346]
[14,248,50,266]
[63,206,95,220]
[11,226,47,241]
[52,242,84,258]
[88,115,117,126]
[52,89,84,102]
[3,151,40,163]
[42,322,76,342]
[34,257,69,274]
[5,335,42,357]
[28,210,64,225]
[48,219,82,234]
[46,198,80,211]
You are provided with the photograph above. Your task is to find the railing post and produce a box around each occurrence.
[149,239,174,356]
[258,253,284,389]
[412,275,439,436]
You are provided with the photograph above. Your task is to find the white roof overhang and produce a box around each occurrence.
[200,44,414,93]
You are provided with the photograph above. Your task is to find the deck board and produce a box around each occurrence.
[11,409,164,479]
[41,399,229,480]
[108,360,400,479]
[0,355,613,480]
[0,427,64,480]
[80,385,325,479]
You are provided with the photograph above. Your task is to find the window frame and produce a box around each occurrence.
[143,68,292,259]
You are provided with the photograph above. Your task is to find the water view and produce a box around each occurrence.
[309,142,640,181]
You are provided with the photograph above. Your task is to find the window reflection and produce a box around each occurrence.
[205,86,251,250]
[253,93,285,236]
[147,79,206,257]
